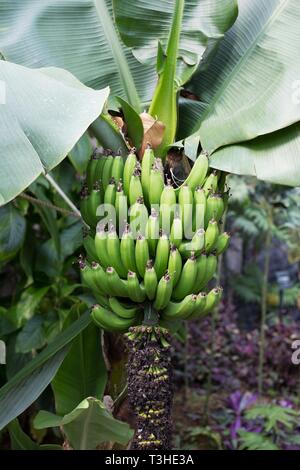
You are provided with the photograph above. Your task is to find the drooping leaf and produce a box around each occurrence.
[68,132,93,175]
[34,397,134,449]
[210,123,300,186]
[188,0,300,154]
[90,114,129,154]
[0,348,68,431]
[0,204,26,262]
[0,310,92,430]
[52,313,107,415]
[0,0,155,109]
[0,60,109,205]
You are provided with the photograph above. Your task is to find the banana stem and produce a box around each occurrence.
[143,302,159,326]
[148,0,185,153]
[126,326,173,450]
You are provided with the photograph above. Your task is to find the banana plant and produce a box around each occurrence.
[0,0,299,451]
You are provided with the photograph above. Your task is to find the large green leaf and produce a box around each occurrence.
[52,313,107,415]
[0,0,156,109]
[210,122,300,186]
[34,397,134,449]
[0,311,92,430]
[0,60,109,205]
[188,0,300,154]
[114,0,238,86]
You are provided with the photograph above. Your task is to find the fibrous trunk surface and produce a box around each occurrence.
[126,326,173,450]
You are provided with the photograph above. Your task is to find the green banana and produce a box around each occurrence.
[200,287,222,315]
[215,232,230,255]
[93,292,110,308]
[198,253,217,290]
[123,151,137,196]
[129,196,148,236]
[102,155,114,192]
[153,233,170,280]
[135,234,150,278]
[178,184,193,240]
[141,144,155,206]
[179,228,205,258]
[149,165,164,207]
[86,182,102,227]
[129,167,143,206]
[107,226,127,278]
[175,151,208,194]
[192,254,207,293]
[204,219,219,253]
[111,155,124,183]
[106,266,128,297]
[146,209,160,256]
[162,294,197,320]
[170,215,183,249]
[104,178,116,206]
[127,271,146,302]
[153,272,173,311]
[79,258,99,292]
[172,254,197,301]
[193,187,206,231]
[94,153,108,190]
[202,170,218,196]
[144,260,158,300]
[94,225,110,269]
[188,292,207,319]
[83,229,98,262]
[168,245,182,287]
[91,304,137,332]
[115,181,128,230]
[160,180,176,232]
[120,224,137,273]
[91,261,109,294]
[204,193,225,227]
[108,296,141,319]
[86,153,100,191]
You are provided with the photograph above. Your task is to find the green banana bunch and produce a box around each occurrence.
[80,147,231,333]
[91,304,139,332]
[109,297,142,319]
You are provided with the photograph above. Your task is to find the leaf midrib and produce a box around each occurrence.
[93,0,141,111]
